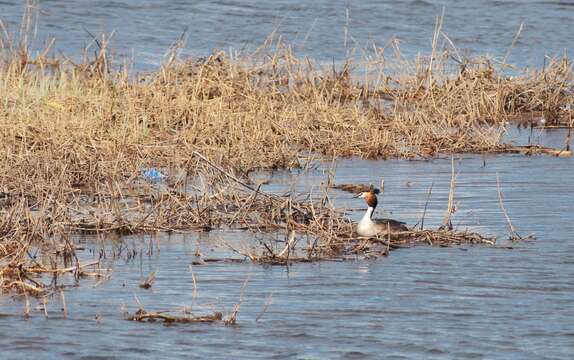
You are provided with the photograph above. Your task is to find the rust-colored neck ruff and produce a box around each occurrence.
[365,192,378,209]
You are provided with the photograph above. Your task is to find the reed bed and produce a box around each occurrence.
[1,9,568,296]
[0,156,496,296]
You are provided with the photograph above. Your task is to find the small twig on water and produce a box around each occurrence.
[496,173,522,241]
[442,157,456,230]
[60,288,67,318]
[139,270,156,289]
[225,275,250,326]
[420,182,434,230]
[189,264,198,302]
[256,292,274,322]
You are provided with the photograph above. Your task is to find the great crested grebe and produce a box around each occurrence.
[355,187,408,237]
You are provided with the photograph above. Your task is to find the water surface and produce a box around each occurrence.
[1,1,573,358]
[1,1,573,67]
[1,128,573,359]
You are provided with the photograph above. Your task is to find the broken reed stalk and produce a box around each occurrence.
[420,182,434,230]
[255,292,274,322]
[224,276,250,326]
[442,157,457,230]
[565,128,572,152]
[190,264,198,301]
[496,173,522,241]
[139,270,156,289]
[385,221,391,256]
[59,288,67,318]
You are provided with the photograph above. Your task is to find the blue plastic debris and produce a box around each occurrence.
[141,168,166,183]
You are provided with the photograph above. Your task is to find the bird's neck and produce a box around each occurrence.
[362,206,375,222]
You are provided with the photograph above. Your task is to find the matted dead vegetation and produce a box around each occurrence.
[0,9,565,296]
[0,153,497,296]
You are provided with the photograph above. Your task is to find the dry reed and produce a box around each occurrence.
[1,8,567,296]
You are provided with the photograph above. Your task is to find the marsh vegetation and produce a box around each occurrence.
[0,9,571,298]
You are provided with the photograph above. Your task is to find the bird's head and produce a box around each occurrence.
[354,187,378,208]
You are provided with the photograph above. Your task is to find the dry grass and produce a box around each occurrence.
[1,9,569,295]
[127,308,224,324]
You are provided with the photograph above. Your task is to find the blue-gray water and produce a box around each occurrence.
[1,1,574,358]
[1,1,573,67]
[0,128,573,359]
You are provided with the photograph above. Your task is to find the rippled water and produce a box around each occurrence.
[1,2,574,358]
[1,128,573,359]
[1,1,574,67]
